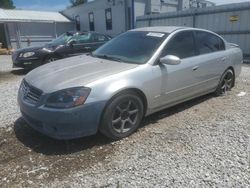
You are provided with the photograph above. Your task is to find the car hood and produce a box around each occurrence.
[25,55,138,93]
[14,46,44,53]
[14,43,60,54]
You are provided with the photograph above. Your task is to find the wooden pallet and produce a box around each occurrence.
[0,48,12,55]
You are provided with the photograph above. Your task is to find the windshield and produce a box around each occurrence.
[92,31,168,64]
[49,32,73,46]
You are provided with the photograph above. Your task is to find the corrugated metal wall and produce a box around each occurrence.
[136,2,250,57]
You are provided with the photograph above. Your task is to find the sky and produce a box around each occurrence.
[13,0,71,11]
[12,0,250,11]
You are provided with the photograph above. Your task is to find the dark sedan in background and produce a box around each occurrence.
[12,31,111,69]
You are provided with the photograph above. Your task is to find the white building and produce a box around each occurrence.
[62,0,214,36]
[0,9,74,49]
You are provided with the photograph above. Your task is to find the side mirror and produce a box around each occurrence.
[160,55,181,65]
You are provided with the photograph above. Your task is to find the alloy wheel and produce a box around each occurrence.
[111,100,139,133]
[221,70,234,95]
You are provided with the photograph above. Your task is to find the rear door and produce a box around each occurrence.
[152,30,202,108]
[194,31,227,92]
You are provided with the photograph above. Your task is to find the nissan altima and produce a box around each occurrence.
[18,27,243,140]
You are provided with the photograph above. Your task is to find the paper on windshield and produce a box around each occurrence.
[147,32,165,38]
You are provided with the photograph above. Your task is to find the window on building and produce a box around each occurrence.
[196,31,225,55]
[161,31,196,59]
[75,15,80,31]
[105,8,112,30]
[89,12,95,31]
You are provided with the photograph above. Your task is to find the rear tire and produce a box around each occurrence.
[215,69,235,96]
[99,92,144,140]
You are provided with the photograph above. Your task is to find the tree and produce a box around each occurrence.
[70,0,88,7]
[0,0,15,9]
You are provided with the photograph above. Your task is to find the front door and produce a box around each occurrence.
[152,31,201,109]
[89,33,109,50]
[71,33,92,55]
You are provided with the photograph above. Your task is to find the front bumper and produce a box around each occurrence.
[18,89,106,140]
[12,56,42,69]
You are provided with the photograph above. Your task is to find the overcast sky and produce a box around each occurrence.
[12,0,250,11]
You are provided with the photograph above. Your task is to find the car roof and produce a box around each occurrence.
[131,26,189,34]
[66,31,109,36]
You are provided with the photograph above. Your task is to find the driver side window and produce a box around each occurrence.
[161,31,196,59]
[75,34,91,44]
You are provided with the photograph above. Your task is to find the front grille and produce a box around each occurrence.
[21,80,43,104]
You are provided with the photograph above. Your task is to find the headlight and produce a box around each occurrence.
[45,87,91,109]
[22,52,35,58]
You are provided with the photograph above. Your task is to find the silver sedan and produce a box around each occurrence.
[18,26,243,140]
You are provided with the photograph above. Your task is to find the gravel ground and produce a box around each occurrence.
[0,55,249,187]
[0,55,26,128]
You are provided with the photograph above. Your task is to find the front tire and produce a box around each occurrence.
[43,56,57,65]
[99,92,144,140]
[215,69,235,96]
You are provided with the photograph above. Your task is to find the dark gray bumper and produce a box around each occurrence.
[18,93,106,140]
[12,58,43,69]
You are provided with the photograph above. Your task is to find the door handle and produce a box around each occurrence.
[221,57,226,62]
[84,47,92,50]
[192,66,199,71]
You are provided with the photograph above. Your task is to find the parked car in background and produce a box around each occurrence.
[12,31,111,69]
[18,26,242,140]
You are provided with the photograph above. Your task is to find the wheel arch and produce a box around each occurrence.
[42,52,61,63]
[109,88,147,115]
[227,66,235,87]
[99,88,148,128]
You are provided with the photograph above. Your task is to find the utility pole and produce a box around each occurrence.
[131,0,135,29]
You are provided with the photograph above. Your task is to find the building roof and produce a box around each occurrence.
[0,8,71,23]
[132,26,187,33]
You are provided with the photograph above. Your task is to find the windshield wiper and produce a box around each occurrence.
[95,54,122,62]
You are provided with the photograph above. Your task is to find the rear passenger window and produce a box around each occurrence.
[161,31,196,59]
[196,31,225,55]
[218,37,225,50]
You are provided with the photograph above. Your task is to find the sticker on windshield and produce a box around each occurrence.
[147,32,165,38]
